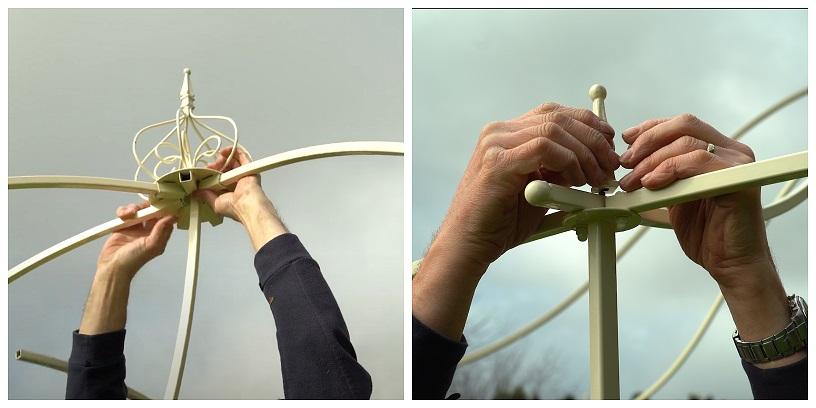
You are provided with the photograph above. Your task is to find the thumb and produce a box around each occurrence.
[193,190,220,210]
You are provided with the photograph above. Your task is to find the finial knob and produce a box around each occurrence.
[588,84,606,101]
[179,68,194,114]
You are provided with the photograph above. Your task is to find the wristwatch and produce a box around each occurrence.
[733,295,808,364]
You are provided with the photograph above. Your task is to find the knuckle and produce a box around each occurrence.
[679,135,699,149]
[679,113,700,127]
[537,102,561,113]
[477,133,497,151]
[738,143,756,161]
[547,112,568,126]
[537,122,560,138]
[690,149,710,161]
[530,136,550,153]
[480,120,505,137]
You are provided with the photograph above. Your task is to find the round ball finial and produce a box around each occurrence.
[588,84,606,100]
[183,68,191,75]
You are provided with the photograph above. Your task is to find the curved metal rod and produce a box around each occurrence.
[458,226,649,365]
[427,88,810,385]
[8,202,181,284]
[199,141,404,190]
[633,180,807,229]
[458,176,805,366]
[164,200,201,400]
[15,349,151,399]
[8,176,185,198]
[730,87,807,141]
[419,89,809,365]
[633,294,725,400]
[632,178,799,399]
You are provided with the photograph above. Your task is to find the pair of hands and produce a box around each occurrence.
[96,147,273,282]
[414,102,791,352]
[430,104,767,288]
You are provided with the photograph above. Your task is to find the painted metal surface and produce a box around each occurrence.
[8,201,182,284]
[164,199,201,400]
[15,349,150,399]
[9,68,404,399]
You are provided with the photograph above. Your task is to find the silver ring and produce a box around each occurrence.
[706,143,716,154]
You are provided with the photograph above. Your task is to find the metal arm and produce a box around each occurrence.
[199,141,404,190]
[8,201,182,284]
[8,176,185,198]
[15,349,151,399]
[164,199,201,400]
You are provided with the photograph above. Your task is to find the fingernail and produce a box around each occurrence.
[619,172,633,187]
[622,126,638,138]
[607,150,620,169]
[620,149,632,164]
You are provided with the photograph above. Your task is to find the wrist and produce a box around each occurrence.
[239,199,288,251]
[428,226,492,279]
[94,264,135,287]
[717,261,791,343]
[79,270,132,335]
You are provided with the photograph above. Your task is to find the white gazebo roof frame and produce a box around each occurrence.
[412,85,807,400]
[9,69,404,400]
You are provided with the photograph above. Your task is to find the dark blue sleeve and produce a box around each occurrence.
[65,329,128,399]
[255,233,372,399]
[742,356,807,399]
[412,315,467,399]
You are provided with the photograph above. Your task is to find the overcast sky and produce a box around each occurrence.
[8,9,403,399]
[413,9,807,399]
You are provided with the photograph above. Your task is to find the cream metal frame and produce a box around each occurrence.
[412,85,807,399]
[8,69,404,400]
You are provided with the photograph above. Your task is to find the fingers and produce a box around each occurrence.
[504,123,610,186]
[116,201,151,220]
[620,114,751,169]
[193,189,220,211]
[619,136,750,192]
[620,117,671,144]
[513,112,615,149]
[208,147,252,172]
[516,103,615,136]
[504,134,586,186]
[144,215,176,257]
[640,150,733,190]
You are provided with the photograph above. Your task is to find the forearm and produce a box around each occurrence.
[79,271,132,335]
[255,234,372,399]
[718,260,806,369]
[412,229,487,341]
[238,197,288,251]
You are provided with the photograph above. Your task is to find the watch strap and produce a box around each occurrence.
[733,295,808,364]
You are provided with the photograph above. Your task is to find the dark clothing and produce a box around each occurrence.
[412,314,807,400]
[412,316,467,399]
[742,358,808,399]
[66,233,372,399]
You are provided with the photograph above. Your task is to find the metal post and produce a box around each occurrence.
[164,199,201,400]
[587,219,620,400]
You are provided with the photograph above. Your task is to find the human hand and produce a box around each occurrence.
[195,147,288,250]
[97,202,176,281]
[618,114,799,361]
[433,103,618,271]
[617,114,771,287]
[412,103,617,340]
[194,147,272,224]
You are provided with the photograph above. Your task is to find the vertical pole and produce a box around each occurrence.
[164,199,201,399]
[587,219,620,399]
